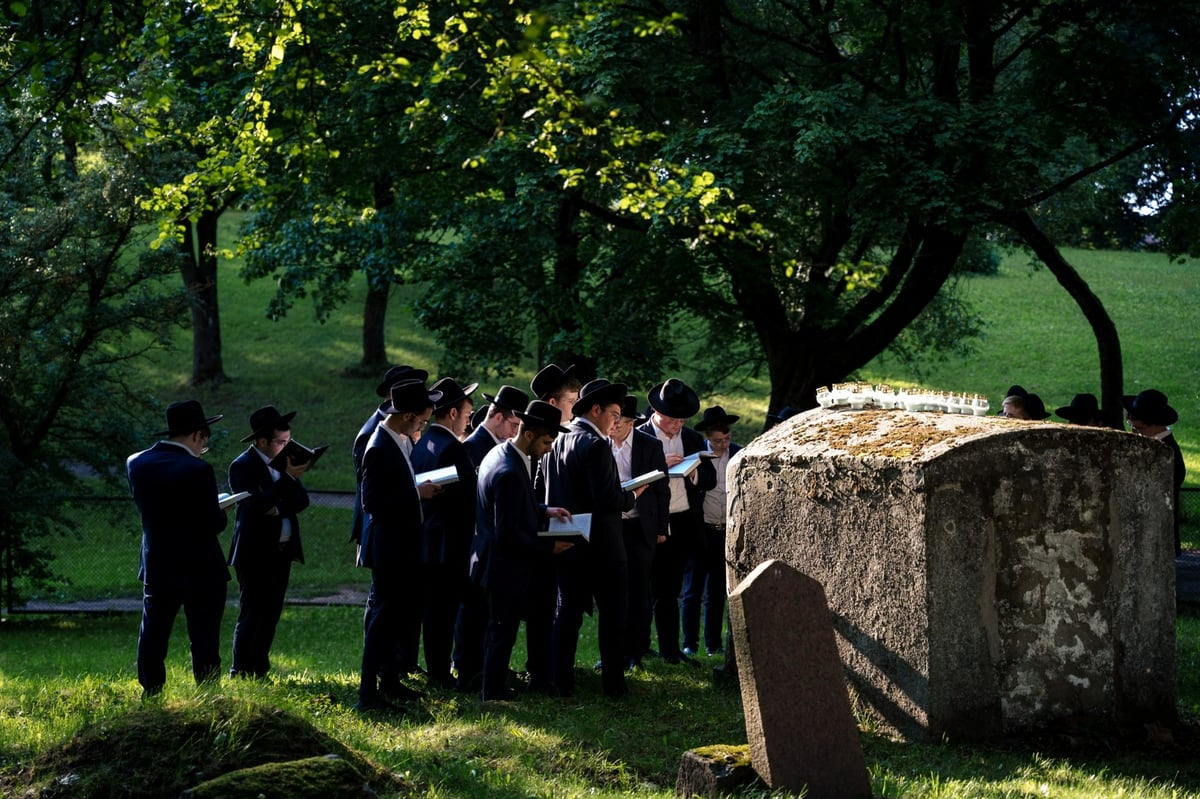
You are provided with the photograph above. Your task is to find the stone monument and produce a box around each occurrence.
[727,407,1177,741]
[729,559,872,798]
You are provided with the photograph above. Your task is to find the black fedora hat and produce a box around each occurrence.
[430,377,479,412]
[375,364,430,398]
[618,394,645,422]
[1055,393,1100,424]
[1122,389,1178,426]
[766,406,799,426]
[1024,393,1051,420]
[467,404,489,433]
[1005,384,1028,399]
[384,379,442,415]
[573,379,627,416]
[694,405,740,432]
[530,362,577,399]
[481,385,530,413]
[155,400,223,437]
[515,400,571,434]
[647,378,700,419]
[241,405,298,443]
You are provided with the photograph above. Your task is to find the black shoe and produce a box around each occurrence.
[380,680,425,702]
[593,660,603,672]
[641,648,661,660]
[428,672,457,690]
[625,658,642,672]
[526,678,558,696]
[664,653,700,667]
[482,687,519,702]
[707,648,724,657]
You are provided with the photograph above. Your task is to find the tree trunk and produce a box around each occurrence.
[541,192,598,380]
[181,208,227,387]
[361,281,389,367]
[999,210,1125,429]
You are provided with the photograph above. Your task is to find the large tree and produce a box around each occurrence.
[198,1,1200,411]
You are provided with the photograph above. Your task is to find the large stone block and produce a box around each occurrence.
[727,408,1177,741]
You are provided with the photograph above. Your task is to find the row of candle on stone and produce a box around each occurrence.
[815,384,991,415]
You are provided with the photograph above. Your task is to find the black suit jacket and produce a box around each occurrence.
[227,447,309,569]
[349,404,387,543]
[358,425,423,570]
[463,423,501,470]
[636,420,717,525]
[411,424,477,566]
[628,428,670,547]
[544,418,635,561]
[472,441,554,593]
[126,441,230,590]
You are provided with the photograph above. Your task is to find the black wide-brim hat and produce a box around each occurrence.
[766,406,799,426]
[531,362,577,399]
[431,377,479,412]
[384,379,442,415]
[375,364,430,398]
[481,385,530,413]
[241,405,298,443]
[1055,393,1100,423]
[515,400,571,434]
[1005,384,1028,399]
[1122,389,1178,426]
[694,405,740,431]
[468,404,489,432]
[647,378,700,419]
[618,394,645,422]
[572,379,627,416]
[155,400,223,437]
[1023,393,1051,420]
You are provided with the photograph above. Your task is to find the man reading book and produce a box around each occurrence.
[227,405,311,679]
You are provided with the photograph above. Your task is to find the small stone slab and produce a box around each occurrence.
[729,559,872,798]
[675,745,760,798]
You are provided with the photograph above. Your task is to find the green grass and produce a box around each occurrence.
[2,608,1198,797]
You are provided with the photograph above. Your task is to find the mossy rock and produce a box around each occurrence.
[182,754,372,799]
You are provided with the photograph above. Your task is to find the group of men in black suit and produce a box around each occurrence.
[125,362,740,705]
[346,361,740,705]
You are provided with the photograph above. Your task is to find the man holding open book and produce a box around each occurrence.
[227,405,312,679]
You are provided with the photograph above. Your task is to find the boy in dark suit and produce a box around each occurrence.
[227,405,311,678]
[474,400,574,700]
[356,379,444,711]
[126,400,230,697]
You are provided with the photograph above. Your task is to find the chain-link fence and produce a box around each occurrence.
[4,489,1199,614]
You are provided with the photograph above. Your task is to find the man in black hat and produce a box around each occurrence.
[638,378,716,665]
[531,362,582,410]
[1055,393,1104,427]
[1124,389,1186,555]
[463,385,530,469]
[683,406,742,658]
[543,378,646,697]
[609,394,669,670]
[126,400,230,697]
[350,364,429,547]
[473,400,575,700]
[410,377,479,689]
[226,405,312,679]
[356,379,444,711]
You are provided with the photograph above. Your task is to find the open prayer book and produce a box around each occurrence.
[269,440,329,472]
[621,470,666,491]
[414,465,460,486]
[667,450,718,478]
[539,512,591,542]
[217,491,251,510]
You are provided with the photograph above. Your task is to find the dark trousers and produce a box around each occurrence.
[231,549,294,677]
[524,560,557,688]
[623,518,655,662]
[681,522,727,653]
[138,578,227,694]
[453,581,488,692]
[653,511,696,659]
[553,533,629,696]
[360,567,420,699]
[482,588,525,698]
[422,561,462,686]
